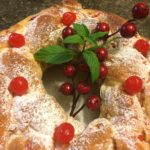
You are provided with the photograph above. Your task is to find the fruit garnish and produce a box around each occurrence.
[123,76,142,95]
[99,64,108,79]
[96,22,110,32]
[60,82,73,95]
[63,64,76,78]
[78,62,89,72]
[77,81,91,95]
[86,95,101,110]
[62,26,74,39]
[132,2,149,19]
[62,12,76,26]
[134,39,149,56]
[96,47,108,61]
[120,22,137,38]
[9,32,25,48]
[54,122,74,144]
[9,76,28,96]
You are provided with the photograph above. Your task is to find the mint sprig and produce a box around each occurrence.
[34,45,76,64]
[83,50,100,82]
[34,23,108,82]
[63,34,84,44]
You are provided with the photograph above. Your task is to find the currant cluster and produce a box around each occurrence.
[60,14,112,116]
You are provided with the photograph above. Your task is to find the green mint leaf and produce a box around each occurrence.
[83,50,100,82]
[86,37,97,46]
[73,23,90,37]
[34,45,76,64]
[90,32,108,40]
[63,34,84,44]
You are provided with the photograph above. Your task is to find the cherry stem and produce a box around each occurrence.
[107,18,137,39]
[70,93,81,116]
[107,29,120,39]
[72,103,86,117]
[82,41,87,52]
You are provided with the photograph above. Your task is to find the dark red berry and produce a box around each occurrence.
[123,76,142,95]
[62,12,76,26]
[60,82,73,95]
[96,22,110,32]
[137,134,145,141]
[78,63,89,72]
[9,32,25,48]
[9,76,28,96]
[54,122,74,144]
[100,64,108,79]
[120,22,137,38]
[62,26,74,39]
[63,64,76,78]
[134,39,149,56]
[77,81,91,94]
[86,95,101,110]
[96,48,108,61]
[132,2,149,19]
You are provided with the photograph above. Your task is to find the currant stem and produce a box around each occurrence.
[72,103,86,117]
[82,41,87,52]
[70,93,81,116]
[107,18,137,39]
[107,29,120,39]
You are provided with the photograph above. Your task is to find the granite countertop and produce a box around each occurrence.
[0,0,149,38]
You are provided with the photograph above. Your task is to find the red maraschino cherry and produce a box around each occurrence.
[134,39,149,56]
[9,32,25,48]
[9,76,28,96]
[62,12,76,26]
[123,75,142,95]
[54,122,75,144]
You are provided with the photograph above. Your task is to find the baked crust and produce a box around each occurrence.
[0,0,149,149]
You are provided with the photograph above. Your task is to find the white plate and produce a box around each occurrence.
[43,65,100,125]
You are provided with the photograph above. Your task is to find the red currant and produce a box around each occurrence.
[123,76,142,95]
[78,63,89,72]
[60,82,73,95]
[77,81,91,94]
[120,22,137,38]
[63,64,76,78]
[86,95,101,110]
[132,2,149,19]
[8,32,25,48]
[9,76,28,96]
[137,134,145,141]
[54,122,74,144]
[62,27,74,39]
[62,12,76,26]
[100,64,108,79]
[96,22,110,32]
[134,39,149,56]
[96,48,108,61]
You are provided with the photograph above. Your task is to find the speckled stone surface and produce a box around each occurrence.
[0,0,149,38]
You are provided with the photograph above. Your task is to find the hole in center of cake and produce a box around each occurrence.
[42,65,100,125]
